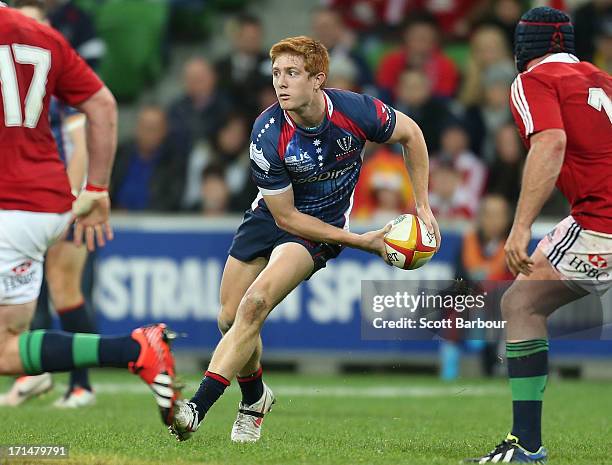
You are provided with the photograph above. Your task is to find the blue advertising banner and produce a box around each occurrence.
[92,218,612,357]
[93,218,458,353]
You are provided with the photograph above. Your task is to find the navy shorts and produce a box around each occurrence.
[229,208,343,278]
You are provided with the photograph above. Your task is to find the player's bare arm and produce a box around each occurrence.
[386,110,441,249]
[262,189,390,259]
[72,86,118,251]
[64,113,87,193]
[506,128,566,276]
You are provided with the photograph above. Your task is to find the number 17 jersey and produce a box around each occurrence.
[0,7,103,213]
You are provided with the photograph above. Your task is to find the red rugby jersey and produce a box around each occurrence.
[510,53,612,233]
[0,7,103,213]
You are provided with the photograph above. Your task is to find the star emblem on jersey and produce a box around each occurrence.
[318,155,323,161]
[257,118,276,142]
[313,139,321,146]
[316,147,322,154]
[588,254,608,269]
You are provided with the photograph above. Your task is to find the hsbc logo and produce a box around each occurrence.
[588,254,608,269]
[4,261,36,292]
[12,260,32,275]
[568,255,609,281]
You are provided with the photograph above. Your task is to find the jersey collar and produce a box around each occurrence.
[282,90,334,131]
[323,90,334,118]
[527,53,579,72]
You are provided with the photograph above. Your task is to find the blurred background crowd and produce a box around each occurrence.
[41,0,611,225]
[23,0,611,380]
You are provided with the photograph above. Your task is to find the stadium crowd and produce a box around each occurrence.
[45,0,612,221]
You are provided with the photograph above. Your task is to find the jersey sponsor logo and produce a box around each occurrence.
[568,255,609,281]
[293,161,357,184]
[588,254,608,269]
[250,142,270,174]
[285,149,316,173]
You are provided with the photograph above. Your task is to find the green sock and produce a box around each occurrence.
[507,339,549,452]
[18,330,140,375]
[18,330,100,375]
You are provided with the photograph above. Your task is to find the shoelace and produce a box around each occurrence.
[234,412,257,436]
[184,403,199,431]
[488,440,514,457]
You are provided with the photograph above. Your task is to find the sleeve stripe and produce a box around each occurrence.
[510,81,527,133]
[511,79,532,136]
[516,75,534,135]
[258,184,292,196]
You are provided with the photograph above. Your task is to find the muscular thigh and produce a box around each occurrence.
[46,240,88,278]
[218,255,268,329]
[506,249,586,318]
[241,242,314,313]
[0,301,36,335]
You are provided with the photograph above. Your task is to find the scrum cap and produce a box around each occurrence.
[514,7,575,72]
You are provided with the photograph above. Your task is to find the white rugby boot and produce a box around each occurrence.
[0,373,53,406]
[231,382,275,443]
[53,387,96,408]
[168,400,200,441]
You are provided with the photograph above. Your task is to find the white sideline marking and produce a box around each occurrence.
[60,383,505,398]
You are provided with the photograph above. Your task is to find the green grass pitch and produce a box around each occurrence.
[1,371,611,465]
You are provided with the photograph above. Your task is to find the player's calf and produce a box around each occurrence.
[501,283,549,341]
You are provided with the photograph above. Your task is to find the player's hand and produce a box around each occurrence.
[504,224,534,276]
[72,186,114,251]
[416,203,441,251]
[359,223,392,264]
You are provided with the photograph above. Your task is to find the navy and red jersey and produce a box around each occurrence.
[0,6,103,213]
[249,88,396,228]
[49,97,80,166]
[509,53,612,234]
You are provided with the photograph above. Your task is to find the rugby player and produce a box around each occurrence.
[0,0,97,409]
[466,7,611,463]
[0,3,178,426]
[169,36,440,443]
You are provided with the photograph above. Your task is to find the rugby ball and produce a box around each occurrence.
[384,214,437,270]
